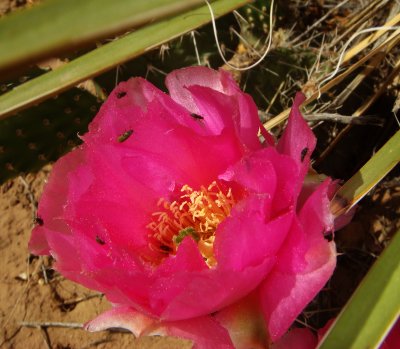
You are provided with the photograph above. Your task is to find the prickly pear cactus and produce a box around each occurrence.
[239,0,271,37]
[235,1,318,114]
[0,70,101,183]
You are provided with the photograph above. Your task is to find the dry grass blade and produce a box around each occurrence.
[264,17,400,130]
[289,0,352,45]
[344,0,386,28]
[330,0,389,47]
[342,13,400,64]
[317,56,400,163]
[328,52,386,111]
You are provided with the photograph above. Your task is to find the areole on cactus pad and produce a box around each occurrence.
[30,66,341,349]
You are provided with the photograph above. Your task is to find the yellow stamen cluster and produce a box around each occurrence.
[147,181,235,267]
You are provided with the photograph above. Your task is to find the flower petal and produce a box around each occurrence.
[166,66,231,115]
[84,77,204,145]
[260,181,337,340]
[271,328,317,349]
[90,93,245,188]
[29,226,52,256]
[298,179,334,244]
[86,306,235,349]
[164,316,235,349]
[214,293,269,349]
[220,147,300,215]
[166,66,264,150]
[84,306,156,337]
[29,147,87,255]
[277,93,316,196]
[155,257,275,321]
[260,240,336,341]
[214,195,293,271]
[219,150,277,197]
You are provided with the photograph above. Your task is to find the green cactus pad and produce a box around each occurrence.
[0,71,101,183]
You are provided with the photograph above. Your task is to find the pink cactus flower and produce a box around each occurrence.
[30,67,337,348]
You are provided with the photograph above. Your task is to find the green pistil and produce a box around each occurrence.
[173,227,200,245]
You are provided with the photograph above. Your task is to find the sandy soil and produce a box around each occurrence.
[0,166,191,349]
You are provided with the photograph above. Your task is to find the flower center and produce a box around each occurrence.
[146,181,235,267]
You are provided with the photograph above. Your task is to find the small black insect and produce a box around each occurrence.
[191,113,204,120]
[95,235,105,245]
[34,216,44,226]
[118,129,133,143]
[301,147,309,162]
[116,91,127,99]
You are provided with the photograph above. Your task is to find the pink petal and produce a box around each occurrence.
[80,268,155,315]
[81,231,276,321]
[214,293,268,349]
[214,196,293,271]
[166,66,237,115]
[94,94,245,188]
[261,181,337,340]
[219,149,277,197]
[271,328,317,349]
[166,66,264,150]
[264,150,300,215]
[298,179,334,247]
[148,237,209,315]
[84,77,205,145]
[272,217,308,274]
[261,240,335,340]
[237,92,273,148]
[277,93,316,197]
[85,306,234,349]
[165,316,235,349]
[67,144,180,252]
[44,147,151,267]
[84,306,156,337]
[29,148,87,255]
[300,176,354,232]
[29,226,52,256]
[45,228,153,309]
[29,146,155,306]
[187,85,261,151]
[155,257,275,321]
[124,107,244,187]
[220,147,300,215]
[186,84,238,134]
